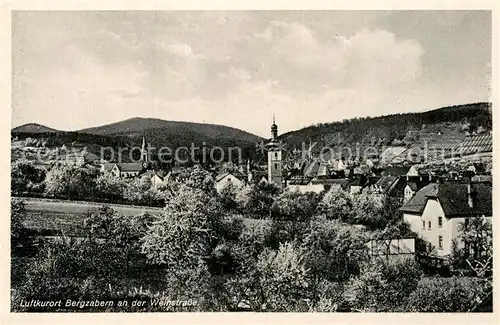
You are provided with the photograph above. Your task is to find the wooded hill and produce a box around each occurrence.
[279,102,492,155]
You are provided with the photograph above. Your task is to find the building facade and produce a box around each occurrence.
[401,181,492,257]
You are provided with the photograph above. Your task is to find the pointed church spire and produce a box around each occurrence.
[141,128,149,163]
[271,114,278,140]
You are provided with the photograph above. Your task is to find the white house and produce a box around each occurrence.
[403,182,418,204]
[215,172,245,193]
[101,162,143,178]
[400,182,492,257]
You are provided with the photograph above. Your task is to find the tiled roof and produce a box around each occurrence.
[375,176,399,193]
[401,182,492,218]
[382,166,411,177]
[310,178,349,186]
[215,171,245,182]
[304,159,320,178]
[117,162,143,172]
[288,178,311,185]
[460,132,493,156]
[407,182,418,191]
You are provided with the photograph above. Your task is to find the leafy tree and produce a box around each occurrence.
[218,182,239,213]
[235,182,281,218]
[94,173,126,201]
[344,258,422,312]
[351,191,384,229]
[318,186,353,221]
[225,242,312,312]
[44,165,93,199]
[301,216,368,284]
[268,191,320,244]
[124,178,164,206]
[139,174,152,190]
[84,206,154,274]
[457,216,493,277]
[185,165,216,194]
[11,199,35,251]
[11,159,46,194]
[271,191,320,222]
[405,276,491,312]
[140,184,220,297]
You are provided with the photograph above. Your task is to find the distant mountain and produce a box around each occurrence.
[78,117,264,149]
[279,103,492,157]
[12,123,59,133]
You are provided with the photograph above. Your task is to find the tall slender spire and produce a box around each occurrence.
[271,114,278,140]
[141,128,148,163]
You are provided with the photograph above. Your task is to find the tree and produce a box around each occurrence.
[225,242,312,312]
[94,173,125,201]
[185,165,216,195]
[457,216,493,277]
[44,165,93,199]
[235,182,281,218]
[11,159,46,194]
[124,178,164,206]
[344,258,422,312]
[84,206,154,274]
[218,182,239,213]
[268,191,320,243]
[140,184,220,297]
[405,276,491,312]
[351,191,384,229]
[318,186,352,221]
[11,199,33,251]
[301,216,368,284]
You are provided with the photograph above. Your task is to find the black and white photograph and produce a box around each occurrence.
[6,6,496,316]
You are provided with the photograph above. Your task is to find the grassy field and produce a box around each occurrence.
[17,197,164,236]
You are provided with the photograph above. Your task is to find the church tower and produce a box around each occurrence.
[141,129,149,164]
[267,114,282,188]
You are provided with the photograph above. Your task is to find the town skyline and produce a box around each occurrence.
[12,11,491,137]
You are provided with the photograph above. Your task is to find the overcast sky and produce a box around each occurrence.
[12,11,491,137]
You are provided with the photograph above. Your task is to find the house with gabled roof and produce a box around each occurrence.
[215,171,246,193]
[400,181,492,257]
[101,162,144,178]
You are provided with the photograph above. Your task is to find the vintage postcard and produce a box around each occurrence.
[1,0,498,324]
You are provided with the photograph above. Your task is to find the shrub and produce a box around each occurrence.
[405,276,490,312]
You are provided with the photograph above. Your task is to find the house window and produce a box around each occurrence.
[274,163,278,170]
[275,152,278,159]
[428,221,432,230]
[438,217,443,228]
[422,220,425,230]
[438,236,443,250]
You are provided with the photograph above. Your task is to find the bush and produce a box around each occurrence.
[405,277,490,312]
